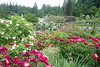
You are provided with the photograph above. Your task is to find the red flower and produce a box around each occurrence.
[24,43,31,47]
[22,62,32,67]
[60,40,63,42]
[91,41,97,44]
[83,42,88,46]
[67,37,72,39]
[13,56,19,59]
[30,58,38,65]
[37,42,42,48]
[96,44,100,49]
[57,38,61,40]
[66,40,72,44]
[93,53,99,61]
[73,39,77,43]
[87,36,93,39]
[92,38,99,43]
[61,42,66,45]
[12,60,21,67]
[63,37,66,39]
[97,38,100,40]
[8,42,14,45]
[89,44,93,47]
[23,57,30,61]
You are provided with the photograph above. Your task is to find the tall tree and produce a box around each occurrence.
[0,5,5,18]
[66,0,73,16]
[32,2,38,16]
[63,0,67,16]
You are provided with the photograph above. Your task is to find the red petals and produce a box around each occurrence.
[57,38,61,40]
[24,43,31,47]
[83,42,88,46]
[22,62,32,67]
[93,53,99,61]
[8,42,14,45]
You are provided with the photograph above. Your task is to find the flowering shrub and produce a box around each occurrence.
[57,35,100,66]
[0,14,33,45]
[0,43,55,67]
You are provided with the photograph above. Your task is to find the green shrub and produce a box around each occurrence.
[0,14,33,46]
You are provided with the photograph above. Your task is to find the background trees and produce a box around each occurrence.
[63,0,100,17]
[0,2,62,19]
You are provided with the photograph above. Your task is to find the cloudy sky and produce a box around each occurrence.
[0,0,63,9]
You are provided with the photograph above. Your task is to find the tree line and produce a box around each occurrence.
[0,2,62,19]
[0,0,100,19]
[63,0,100,17]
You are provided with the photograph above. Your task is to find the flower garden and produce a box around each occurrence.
[0,14,100,67]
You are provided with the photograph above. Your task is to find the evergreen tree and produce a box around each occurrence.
[66,0,72,16]
[0,5,5,18]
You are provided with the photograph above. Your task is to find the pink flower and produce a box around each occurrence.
[13,56,19,59]
[93,53,99,61]
[73,39,77,43]
[60,40,63,42]
[61,42,66,45]
[83,42,88,46]
[63,37,66,39]
[23,57,30,61]
[66,40,72,44]
[96,44,100,49]
[89,44,93,47]
[8,42,14,46]
[24,43,31,47]
[47,44,49,47]
[57,38,61,40]
[12,60,21,67]
[87,36,93,39]
[53,41,55,43]
[30,58,38,65]
[37,42,42,48]
[67,37,72,39]
[22,62,32,67]
[91,41,97,44]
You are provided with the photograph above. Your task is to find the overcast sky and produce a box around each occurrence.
[0,0,63,9]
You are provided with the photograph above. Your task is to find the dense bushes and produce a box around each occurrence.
[0,14,33,46]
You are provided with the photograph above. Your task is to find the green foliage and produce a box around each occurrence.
[60,41,96,66]
[0,5,5,18]
[0,14,33,45]
[23,13,38,23]
[0,3,62,19]
[89,6,97,15]
[43,15,66,23]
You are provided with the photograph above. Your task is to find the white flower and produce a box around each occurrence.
[1,32,4,35]
[16,24,19,26]
[30,43,34,46]
[13,37,16,40]
[23,50,26,53]
[89,27,92,29]
[20,31,22,34]
[16,45,19,47]
[22,38,24,41]
[22,18,25,20]
[14,41,16,43]
[10,21,12,24]
[6,24,9,27]
[34,33,36,37]
[5,37,8,39]
[25,24,29,26]
[29,35,34,39]
[1,20,4,23]
[12,44,16,49]
[29,30,32,33]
